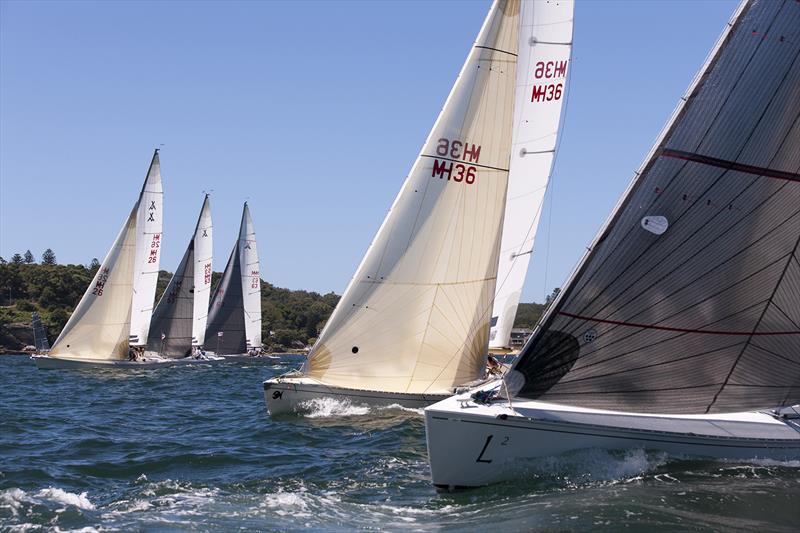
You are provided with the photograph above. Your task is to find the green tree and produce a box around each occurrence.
[24,250,35,264]
[89,258,100,274]
[11,254,24,264]
[41,249,57,265]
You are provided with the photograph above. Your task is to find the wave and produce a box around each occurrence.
[0,487,95,514]
[296,397,370,418]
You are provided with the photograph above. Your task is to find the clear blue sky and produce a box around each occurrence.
[0,0,739,303]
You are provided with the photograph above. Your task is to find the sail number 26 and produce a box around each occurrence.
[431,138,482,185]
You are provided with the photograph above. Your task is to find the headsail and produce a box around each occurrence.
[306,0,521,394]
[146,242,194,358]
[512,0,800,414]
[49,208,137,360]
[31,312,50,352]
[489,0,573,350]
[129,149,164,346]
[205,241,247,355]
[192,195,213,347]
[239,203,262,349]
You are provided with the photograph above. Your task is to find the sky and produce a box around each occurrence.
[0,0,740,303]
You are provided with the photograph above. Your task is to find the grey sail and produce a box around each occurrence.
[146,242,195,358]
[204,242,246,355]
[32,312,50,351]
[513,0,800,414]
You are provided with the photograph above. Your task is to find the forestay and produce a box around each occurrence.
[192,195,213,347]
[490,0,574,350]
[307,0,520,394]
[129,150,164,346]
[512,0,800,414]
[146,242,194,358]
[239,203,262,349]
[49,208,137,360]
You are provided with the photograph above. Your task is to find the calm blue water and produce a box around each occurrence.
[1,353,798,532]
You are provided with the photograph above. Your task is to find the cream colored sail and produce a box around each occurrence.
[489,0,574,350]
[129,150,164,346]
[239,203,262,349]
[307,0,520,394]
[49,208,137,360]
[192,195,213,347]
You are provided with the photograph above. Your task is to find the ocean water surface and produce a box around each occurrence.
[0,354,798,532]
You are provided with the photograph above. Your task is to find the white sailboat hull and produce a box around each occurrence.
[425,392,800,489]
[222,354,280,363]
[263,376,453,416]
[32,354,223,370]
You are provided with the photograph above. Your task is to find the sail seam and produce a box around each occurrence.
[557,311,800,336]
[474,45,517,57]
[706,230,800,413]
[661,149,800,182]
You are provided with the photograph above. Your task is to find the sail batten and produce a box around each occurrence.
[307,0,522,394]
[512,0,800,414]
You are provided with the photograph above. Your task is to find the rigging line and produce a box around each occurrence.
[706,230,800,413]
[662,149,800,183]
[419,154,510,173]
[557,311,800,336]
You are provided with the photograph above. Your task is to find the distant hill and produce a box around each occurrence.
[0,260,545,353]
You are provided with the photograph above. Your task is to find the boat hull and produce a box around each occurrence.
[425,393,800,489]
[221,354,280,363]
[263,376,450,416]
[32,355,223,369]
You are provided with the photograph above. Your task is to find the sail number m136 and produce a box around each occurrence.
[531,60,567,103]
[431,138,481,185]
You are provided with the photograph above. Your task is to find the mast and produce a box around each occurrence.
[129,149,164,346]
[239,202,262,350]
[489,0,574,350]
[192,195,213,347]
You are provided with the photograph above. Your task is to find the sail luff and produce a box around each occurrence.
[129,149,164,346]
[239,203,262,349]
[489,0,574,349]
[511,0,800,414]
[307,0,521,394]
[192,195,213,347]
[50,207,138,360]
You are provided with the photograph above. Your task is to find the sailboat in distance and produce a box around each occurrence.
[204,202,265,360]
[425,0,800,488]
[144,195,217,360]
[33,150,178,369]
[264,0,574,415]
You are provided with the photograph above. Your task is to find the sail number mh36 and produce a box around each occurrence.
[531,60,567,103]
[431,138,482,185]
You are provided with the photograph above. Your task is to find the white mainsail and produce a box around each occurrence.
[49,207,138,360]
[489,0,574,350]
[192,195,213,347]
[306,0,520,394]
[239,203,262,349]
[129,149,164,346]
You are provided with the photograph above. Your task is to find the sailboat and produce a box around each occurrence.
[265,0,573,415]
[143,195,219,362]
[205,202,267,361]
[425,0,800,488]
[489,0,572,353]
[31,312,50,353]
[34,150,169,369]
